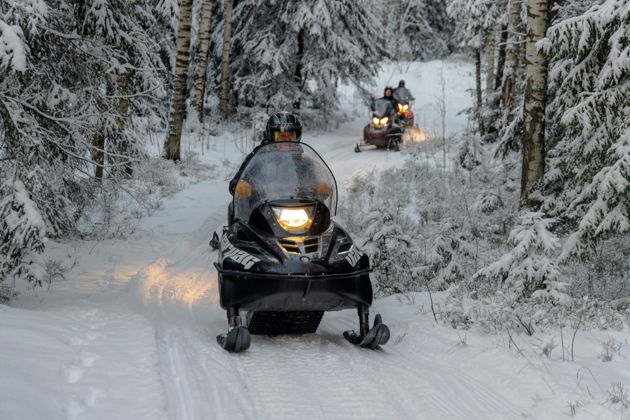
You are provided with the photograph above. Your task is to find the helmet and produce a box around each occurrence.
[384,86,393,97]
[263,112,302,143]
[398,80,405,88]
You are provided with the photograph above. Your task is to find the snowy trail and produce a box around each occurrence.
[120,123,527,420]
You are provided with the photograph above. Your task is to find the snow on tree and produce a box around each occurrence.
[473,211,567,303]
[225,0,385,121]
[520,0,550,207]
[191,0,215,120]
[218,0,234,120]
[448,0,507,137]
[1,1,167,290]
[163,0,194,161]
[0,177,47,287]
[379,0,454,61]
[540,0,630,258]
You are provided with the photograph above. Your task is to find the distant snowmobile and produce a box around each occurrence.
[355,98,402,152]
[211,141,390,353]
[393,88,426,143]
[393,87,415,127]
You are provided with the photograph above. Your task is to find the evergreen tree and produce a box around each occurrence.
[226,0,385,121]
[0,1,167,290]
[540,0,629,258]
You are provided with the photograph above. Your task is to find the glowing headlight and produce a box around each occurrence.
[380,117,389,125]
[272,206,314,231]
[398,104,403,111]
[372,117,380,125]
[403,104,409,111]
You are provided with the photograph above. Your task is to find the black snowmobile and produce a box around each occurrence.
[355,98,402,152]
[212,141,390,353]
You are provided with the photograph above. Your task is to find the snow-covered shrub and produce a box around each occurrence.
[599,336,622,362]
[360,209,420,295]
[473,211,567,303]
[607,383,630,409]
[341,136,519,297]
[0,178,47,286]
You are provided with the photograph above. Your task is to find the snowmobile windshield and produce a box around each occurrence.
[393,88,414,103]
[373,99,394,118]
[233,142,338,222]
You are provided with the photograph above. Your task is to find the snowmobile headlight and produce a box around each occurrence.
[372,117,380,125]
[398,103,403,111]
[403,104,409,111]
[272,206,314,231]
[380,117,389,125]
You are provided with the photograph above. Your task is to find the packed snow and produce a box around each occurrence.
[2,59,630,420]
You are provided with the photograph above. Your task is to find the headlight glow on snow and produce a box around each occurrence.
[272,206,314,231]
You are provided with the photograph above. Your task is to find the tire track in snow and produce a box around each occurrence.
[320,314,522,419]
[158,324,258,420]
[234,334,399,420]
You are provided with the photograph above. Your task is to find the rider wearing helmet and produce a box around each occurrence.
[229,112,302,196]
[225,112,303,225]
[393,80,414,102]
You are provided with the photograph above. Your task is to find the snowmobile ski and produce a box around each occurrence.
[343,313,390,349]
[210,232,220,249]
[217,325,251,353]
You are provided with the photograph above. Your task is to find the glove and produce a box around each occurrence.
[234,180,253,198]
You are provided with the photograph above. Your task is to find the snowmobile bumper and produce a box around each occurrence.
[216,264,373,312]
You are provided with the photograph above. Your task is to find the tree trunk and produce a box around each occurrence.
[520,0,549,207]
[501,0,522,121]
[475,49,485,136]
[495,24,507,90]
[293,27,306,110]
[191,0,215,121]
[93,131,105,180]
[485,32,495,97]
[116,74,133,176]
[219,0,235,121]
[163,0,194,161]
[394,0,402,58]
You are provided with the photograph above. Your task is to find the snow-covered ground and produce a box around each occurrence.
[3,58,630,420]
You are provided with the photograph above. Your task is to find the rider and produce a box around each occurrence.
[381,86,396,109]
[227,112,302,224]
[393,80,407,98]
[393,80,415,120]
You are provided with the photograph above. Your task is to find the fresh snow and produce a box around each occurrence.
[2,59,630,420]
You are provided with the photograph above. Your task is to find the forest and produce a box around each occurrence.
[1,0,629,418]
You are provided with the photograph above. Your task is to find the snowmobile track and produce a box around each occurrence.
[247,311,324,335]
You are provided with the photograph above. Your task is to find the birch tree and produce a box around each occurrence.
[501,0,523,122]
[191,0,215,120]
[219,0,234,121]
[485,32,495,97]
[520,0,549,206]
[164,0,194,161]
